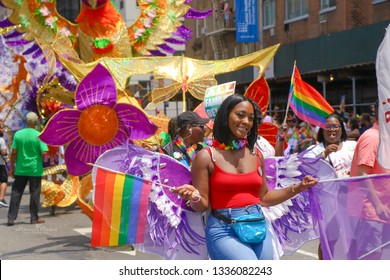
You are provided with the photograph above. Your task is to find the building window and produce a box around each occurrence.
[263,0,275,28]
[285,0,308,22]
[320,0,336,13]
[321,0,336,9]
[120,1,124,9]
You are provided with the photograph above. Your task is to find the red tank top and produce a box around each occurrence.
[207,148,262,209]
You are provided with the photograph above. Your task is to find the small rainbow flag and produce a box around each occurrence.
[91,168,151,247]
[288,64,334,128]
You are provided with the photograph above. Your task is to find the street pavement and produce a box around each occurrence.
[0,183,319,260]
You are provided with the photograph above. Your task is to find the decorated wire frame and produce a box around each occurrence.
[0,0,211,60]
[245,75,280,148]
[36,79,74,121]
[57,44,280,106]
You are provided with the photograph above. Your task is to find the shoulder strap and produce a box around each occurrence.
[254,147,262,167]
[205,146,216,163]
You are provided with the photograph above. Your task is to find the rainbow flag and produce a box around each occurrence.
[288,65,334,128]
[91,168,151,247]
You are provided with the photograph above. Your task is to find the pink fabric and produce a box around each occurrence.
[349,123,390,224]
[350,123,388,175]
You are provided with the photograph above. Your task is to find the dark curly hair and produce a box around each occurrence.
[213,94,261,152]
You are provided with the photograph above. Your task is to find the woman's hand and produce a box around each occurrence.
[296,175,319,192]
[171,184,201,201]
[323,144,339,158]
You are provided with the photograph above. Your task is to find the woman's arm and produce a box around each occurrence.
[172,148,211,213]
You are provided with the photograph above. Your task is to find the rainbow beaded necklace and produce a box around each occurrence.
[173,135,197,163]
[206,138,248,150]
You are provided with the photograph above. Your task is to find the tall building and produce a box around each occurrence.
[185,0,390,116]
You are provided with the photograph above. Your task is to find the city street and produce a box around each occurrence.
[0,184,319,260]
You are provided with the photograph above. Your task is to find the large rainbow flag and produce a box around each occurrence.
[91,168,151,247]
[288,64,334,128]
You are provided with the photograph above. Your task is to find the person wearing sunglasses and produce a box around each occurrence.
[304,113,356,178]
[162,111,210,168]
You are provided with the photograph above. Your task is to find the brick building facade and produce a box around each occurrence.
[184,0,390,116]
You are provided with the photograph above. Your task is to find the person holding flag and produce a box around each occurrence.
[172,94,318,260]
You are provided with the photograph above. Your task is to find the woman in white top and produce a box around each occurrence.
[304,113,356,178]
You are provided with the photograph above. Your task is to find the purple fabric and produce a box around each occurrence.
[164,37,186,45]
[264,154,337,255]
[65,139,98,176]
[22,44,40,55]
[0,18,13,28]
[93,145,207,259]
[148,49,166,56]
[174,26,192,41]
[157,43,176,54]
[34,50,44,60]
[312,173,390,260]
[115,103,157,140]
[4,30,21,39]
[184,8,213,19]
[5,40,31,46]
[39,109,81,145]
[75,64,117,110]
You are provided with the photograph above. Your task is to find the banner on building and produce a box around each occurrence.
[235,0,259,43]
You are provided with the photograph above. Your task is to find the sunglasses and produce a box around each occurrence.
[325,124,342,131]
[192,124,205,130]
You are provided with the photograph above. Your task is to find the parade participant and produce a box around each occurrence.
[221,0,231,27]
[349,100,390,259]
[346,117,360,141]
[305,113,356,178]
[162,111,209,168]
[0,123,9,207]
[172,94,318,260]
[359,112,372,135]
[284,115,299,155]
[7,112,48,226]
[296,122,314,153]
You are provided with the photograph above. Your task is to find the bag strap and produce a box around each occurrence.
[211,210,264,224]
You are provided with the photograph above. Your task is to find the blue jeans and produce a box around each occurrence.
[206,204,273,260]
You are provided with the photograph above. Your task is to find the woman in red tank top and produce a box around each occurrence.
[173,94,318,260]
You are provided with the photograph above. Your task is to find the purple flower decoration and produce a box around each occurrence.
[39,64,157,176]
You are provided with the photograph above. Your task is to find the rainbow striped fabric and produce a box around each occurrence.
[91,168,151,247]
[288,65,334,128]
